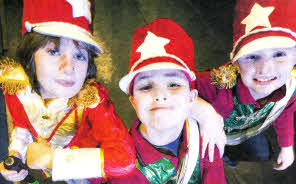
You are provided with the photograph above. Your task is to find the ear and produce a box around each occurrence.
[189,89,198,103]
[129,96,136,109]
[234,62,241,73]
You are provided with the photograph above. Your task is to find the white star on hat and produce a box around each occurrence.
[66,0,91,23]
[241,3,274,33]
[136,31,170,61]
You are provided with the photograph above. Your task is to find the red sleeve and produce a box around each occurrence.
[87,83,136,178]
[200,140,226,184]
[195,71,234,119]
[273,98,296,147]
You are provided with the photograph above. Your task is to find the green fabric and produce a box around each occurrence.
[136,157,176,184]
[136,153,201,184]
[224,93,275,133]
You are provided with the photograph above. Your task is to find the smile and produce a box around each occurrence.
[55,79,75,87]
[253,77,277,84]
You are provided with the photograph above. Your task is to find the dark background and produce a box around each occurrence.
[0,0,295,183]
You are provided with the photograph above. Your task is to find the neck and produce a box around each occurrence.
[139,121,184,146]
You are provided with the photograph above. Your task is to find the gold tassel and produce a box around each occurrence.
[68,79,100,109]
[0,57,30,94]
[290,67,296,78]
[210,64,238,89]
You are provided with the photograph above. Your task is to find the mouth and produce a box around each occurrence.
[55,79,75,87]
[150,107,170,111]
[253,76,277,85]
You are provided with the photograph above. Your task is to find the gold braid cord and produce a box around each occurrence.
[0,58,30,95]
[210,64,239,89]
[68,79,100,109]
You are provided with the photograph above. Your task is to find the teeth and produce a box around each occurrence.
[255,77,276,82]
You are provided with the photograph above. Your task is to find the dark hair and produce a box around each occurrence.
[16,32,98,94]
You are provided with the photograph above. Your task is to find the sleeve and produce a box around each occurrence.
[200,141,226,184]
[273,100,296,147]
[195,71,234,119]
[86,83,136,178]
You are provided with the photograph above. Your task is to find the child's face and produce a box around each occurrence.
[237,47,296,100]
[34,38,89,99]
[129,69,197,131]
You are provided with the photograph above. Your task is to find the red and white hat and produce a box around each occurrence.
[119,18,196,94]
[22,0,102,53]
[231,0,296,62]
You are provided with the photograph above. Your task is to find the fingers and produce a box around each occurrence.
[202,138,209,159]
[217,141,225,158]
[208,142,214,162]
[1,169,28,182]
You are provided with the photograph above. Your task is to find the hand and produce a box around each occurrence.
[273,146,294,170]
[0,154,28,182]
[191,97,226,162]
[26,138,55,169]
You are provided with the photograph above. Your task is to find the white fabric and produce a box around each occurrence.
[52,148,102,181]
[176,118,200,184]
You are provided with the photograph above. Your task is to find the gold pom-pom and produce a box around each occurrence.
[68,79,100,109]
[210,64,238,89]
[0,57,30,94]
[290,67,296,78]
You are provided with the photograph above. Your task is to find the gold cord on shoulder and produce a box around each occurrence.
[68,79,100,109]
[0,57,30,94]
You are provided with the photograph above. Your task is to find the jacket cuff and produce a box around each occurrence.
[52,148,103,181]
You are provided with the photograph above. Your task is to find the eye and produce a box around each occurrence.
[75,53,87,61]
[138,84,152,91]
[246,54,260,61]
[168,82,180,89]
[273,51,286,58]
[48,49,59,56]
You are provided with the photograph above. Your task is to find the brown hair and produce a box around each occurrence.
[16,32,98,94]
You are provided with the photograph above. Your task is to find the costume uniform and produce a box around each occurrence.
[0,61,135,183]
[111,119,225,184]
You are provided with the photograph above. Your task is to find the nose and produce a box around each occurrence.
[256,59,273,75]
[153,88,168,102]
[59,55,74,75]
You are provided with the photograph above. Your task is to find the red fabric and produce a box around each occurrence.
[195,71,296,147]
[110,120,225,184]
[128,18,195,73]
[4,82,136,181]
[22,0,92,34]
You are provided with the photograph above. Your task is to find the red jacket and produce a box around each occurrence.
[4,82,136,182]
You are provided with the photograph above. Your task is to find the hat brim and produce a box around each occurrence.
[27,22,103,54]
[232,36,296,62]
[119,62,196,94]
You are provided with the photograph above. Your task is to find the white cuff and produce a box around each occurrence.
[52,148,103,181]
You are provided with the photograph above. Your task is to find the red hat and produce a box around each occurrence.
[231,0,296,62]
[22,0,102,53]
[119,18,196,94]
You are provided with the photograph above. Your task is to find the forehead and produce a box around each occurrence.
[42,37,89,50]
[241,46,296,57]
[134,69,189,84]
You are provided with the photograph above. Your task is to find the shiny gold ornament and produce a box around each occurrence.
[290,67,296,78]
[210,64,239,89]
[0,57,30,94]
[68,79,100,109]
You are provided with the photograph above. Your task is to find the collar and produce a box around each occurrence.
[236,77,286,108]
[131,120,189,168]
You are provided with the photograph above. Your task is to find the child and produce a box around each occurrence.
[112,18,226,184]
[0,0,135,183]
[196,0,296,170]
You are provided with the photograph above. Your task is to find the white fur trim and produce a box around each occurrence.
[119,63,196,94]
[231,27,296,61]
[52,148,102,181]
[25,21,102,54]
[232,36,296,61]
